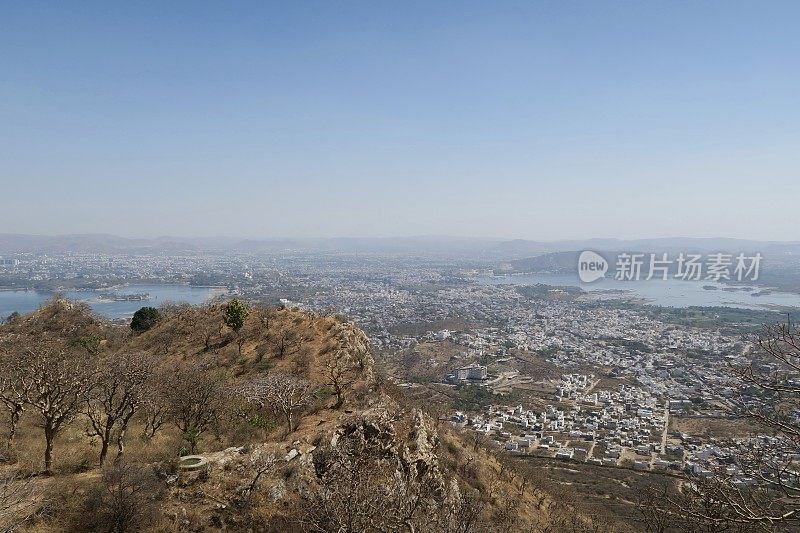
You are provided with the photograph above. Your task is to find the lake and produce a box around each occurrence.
[479,273,800,310]
[0,284,225,320]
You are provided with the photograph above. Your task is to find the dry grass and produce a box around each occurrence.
[669,415,767,438]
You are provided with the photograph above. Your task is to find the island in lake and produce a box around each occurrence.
[98,292,151,302]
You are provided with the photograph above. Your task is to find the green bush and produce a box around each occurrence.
[130,307,160,333]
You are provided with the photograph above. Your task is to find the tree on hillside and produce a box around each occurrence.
[140,393,169,440]
[164,364,226,453]
[19,346,93,474]
[223,299,248,333]
[202,317,223,352]
[0,356,30,452]
[130,307,160,333]
[241,373,312,433]
[32,298,99,339]
[69,334,103,356]
[273,330,300,359]
[636,479,755,533]
[352,346,370,372]
[243,449,278,499]
[223,299,249,355]
[324,351,357,409]
[85,353,152,465]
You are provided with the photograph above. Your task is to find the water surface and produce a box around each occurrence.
[0,284,222,320]
[479,273,800,310]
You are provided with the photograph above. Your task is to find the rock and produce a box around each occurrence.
[205,446,244,467]
[268,479,287,502]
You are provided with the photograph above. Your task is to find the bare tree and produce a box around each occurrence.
[241,373,312,433]
[676,478,768,533]
[138,366,171,439]
[273,331,299,359]
[85,353,152,465]
[164,363,226,453]
[202,322,223,353]
[633,480,738,533]
[19,346,93,474]
[635,481,674,533]
[235,320,254,358]
[713,321,800,527]
[260,309,273,332]
[243,448,277,499]
[673,320,800,530]
[324,351,357,409]
[353,347,370,372]
[0,356,30,452]
[141,394,169,440]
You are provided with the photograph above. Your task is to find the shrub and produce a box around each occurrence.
[65,461,161,532]
[223,299,248,333]
[130,307,160,333]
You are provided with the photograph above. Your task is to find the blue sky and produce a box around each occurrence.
[1,1,798,240]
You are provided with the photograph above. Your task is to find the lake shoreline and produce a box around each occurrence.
[0,284,226,320]
[479,273,800,311]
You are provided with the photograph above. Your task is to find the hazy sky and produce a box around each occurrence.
[1,1,798,240]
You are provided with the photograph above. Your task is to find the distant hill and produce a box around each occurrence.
[2,233,799,260]
[504,251,582,272]
[228,235,501,256]
[502,240,800,274]
[490,237,800,259]
[0,233,200,254]
[0,234,500,256]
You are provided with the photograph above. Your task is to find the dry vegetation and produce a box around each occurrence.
[669,415,766,438]
[0,298,620,532]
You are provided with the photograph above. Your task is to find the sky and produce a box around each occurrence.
[1,1,798,241]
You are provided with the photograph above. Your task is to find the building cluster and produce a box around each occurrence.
[452,379,678,471]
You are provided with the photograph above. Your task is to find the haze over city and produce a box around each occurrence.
[2,1,799,240]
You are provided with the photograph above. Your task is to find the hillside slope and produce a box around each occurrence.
[0,299,616,532]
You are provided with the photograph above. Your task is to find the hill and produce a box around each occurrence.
[4,233,800,260]
[0,299,620,532]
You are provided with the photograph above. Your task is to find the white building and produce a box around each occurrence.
[454,365,488,381]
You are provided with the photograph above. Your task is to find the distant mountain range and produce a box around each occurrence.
[490,237,800,258]
[1,233,799,260]
[0,234,246,254]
